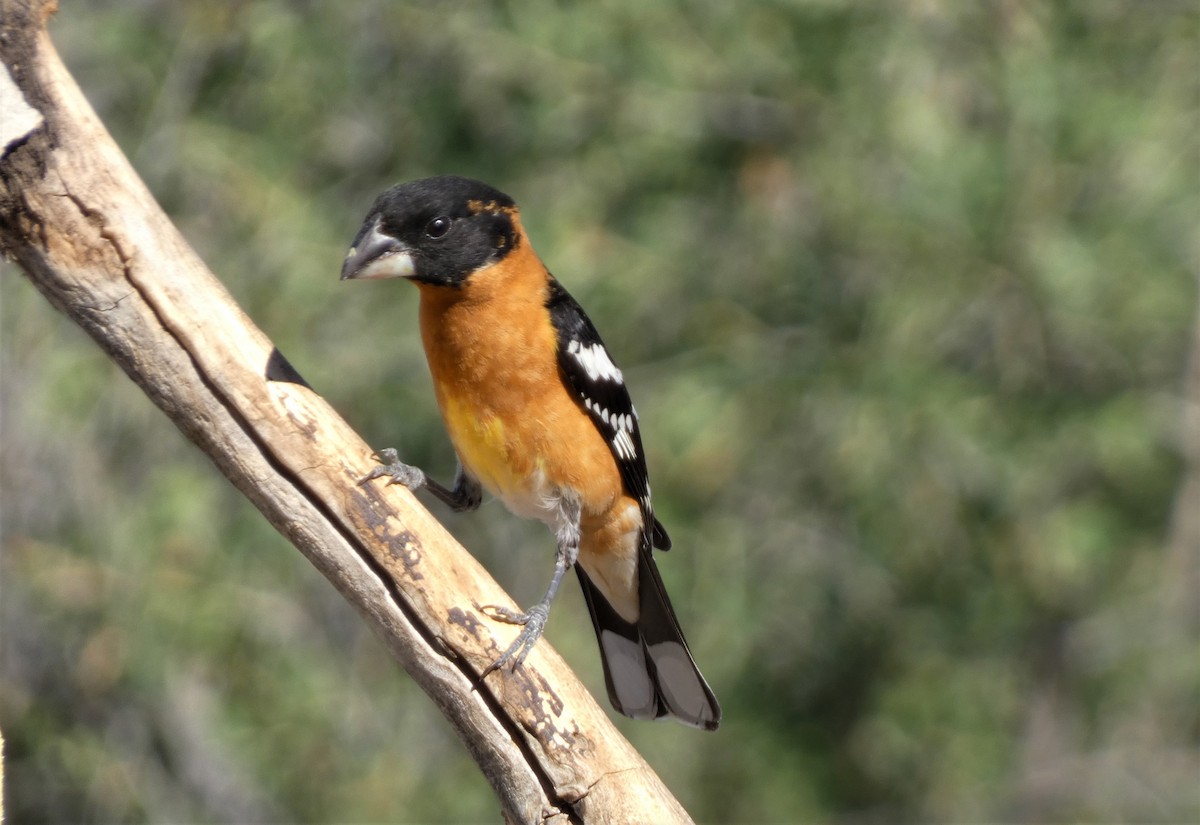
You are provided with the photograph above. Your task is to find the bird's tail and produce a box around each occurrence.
[576,548,721,730]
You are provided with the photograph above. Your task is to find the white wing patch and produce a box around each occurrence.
[567,339,624,383]
[613,427,638,460]
[580,388,639,461]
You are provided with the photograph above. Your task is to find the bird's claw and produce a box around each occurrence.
[478,602,551,679]
[359,447,426,490]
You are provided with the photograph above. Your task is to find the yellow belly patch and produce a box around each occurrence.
[441,393,518,495]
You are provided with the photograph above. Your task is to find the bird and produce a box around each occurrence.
[340,175,720,730]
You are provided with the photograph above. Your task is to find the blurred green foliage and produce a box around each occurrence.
[2,1,1197,822]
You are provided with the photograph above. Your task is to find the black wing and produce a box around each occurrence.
[546,277,670,550]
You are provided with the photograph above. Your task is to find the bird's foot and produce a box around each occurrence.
[359,447,426,490]
[478,601,551,678]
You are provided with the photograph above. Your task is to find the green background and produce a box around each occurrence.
[2,1,1196,822]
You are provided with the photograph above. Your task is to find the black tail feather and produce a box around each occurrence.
[576,551,721,730]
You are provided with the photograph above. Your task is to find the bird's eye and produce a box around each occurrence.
[425,216,451,239]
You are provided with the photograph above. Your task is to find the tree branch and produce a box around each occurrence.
[0,2,693,822]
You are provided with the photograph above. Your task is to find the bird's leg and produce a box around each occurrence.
[360,448,481,512]
[479,496,581,677]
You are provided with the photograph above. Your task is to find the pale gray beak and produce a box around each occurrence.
[340,217,416,281]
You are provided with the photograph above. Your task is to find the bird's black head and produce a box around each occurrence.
[340,176,519,287]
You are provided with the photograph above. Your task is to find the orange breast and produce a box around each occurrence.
[414,242,624,525]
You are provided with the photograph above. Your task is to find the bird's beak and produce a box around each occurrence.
[340,216,416,281]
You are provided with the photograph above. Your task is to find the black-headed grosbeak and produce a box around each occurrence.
[340,175,720,730]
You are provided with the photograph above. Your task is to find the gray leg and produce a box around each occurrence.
[360,448,481,512]
[480,496,581,676]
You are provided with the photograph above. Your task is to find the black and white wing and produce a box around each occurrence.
[546,277,719,729]
[546,277,670,551]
